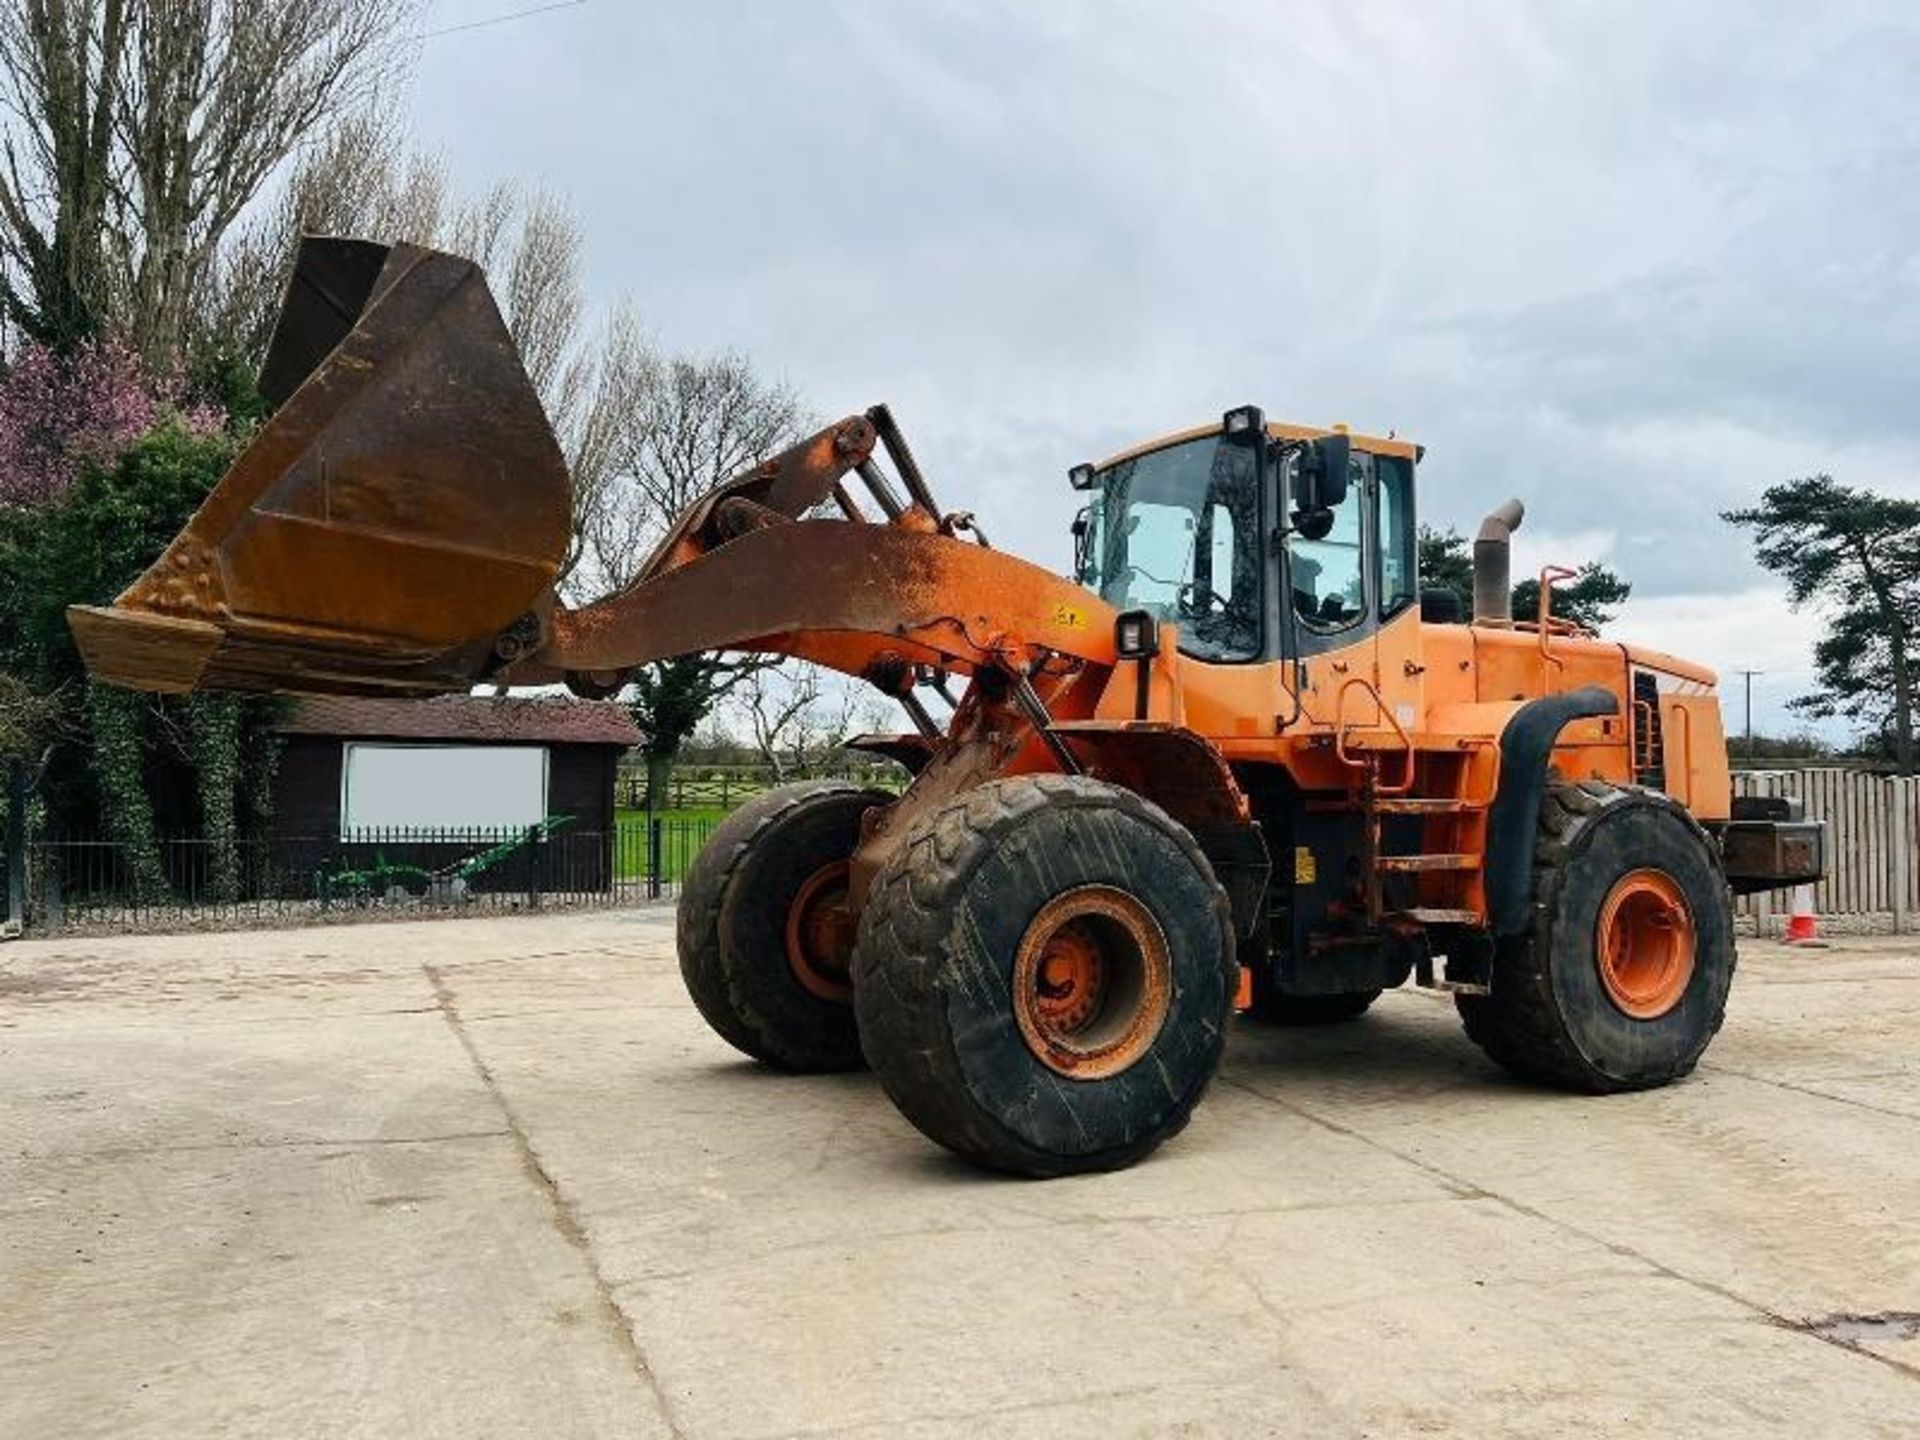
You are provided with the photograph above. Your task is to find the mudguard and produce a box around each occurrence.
[1485,685,1621,936]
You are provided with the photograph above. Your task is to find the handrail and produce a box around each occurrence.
[1334,676,1415,794]
[1667,698,1693,807]
[1536,564,1578,689]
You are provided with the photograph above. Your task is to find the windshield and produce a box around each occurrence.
[1078,435,1262,661]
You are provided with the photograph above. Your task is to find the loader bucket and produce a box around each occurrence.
[68,237,572,697]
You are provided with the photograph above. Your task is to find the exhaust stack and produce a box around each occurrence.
[1473,498,1525,624]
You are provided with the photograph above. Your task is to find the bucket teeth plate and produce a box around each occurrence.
[68,605,488,698]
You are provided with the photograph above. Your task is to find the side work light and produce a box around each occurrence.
[1068,462,1097,491]
[1114,609,1160,660]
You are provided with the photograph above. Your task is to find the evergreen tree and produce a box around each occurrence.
[1724,477,1920,771]
[1416,525,1632,631]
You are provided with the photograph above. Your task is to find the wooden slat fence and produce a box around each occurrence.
[1732,769,1917,935]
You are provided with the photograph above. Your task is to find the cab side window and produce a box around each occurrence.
[1289,452,1368,632]
[1375,455,1417,620]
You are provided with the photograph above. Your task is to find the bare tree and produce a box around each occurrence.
[558,304,653,597]
[583,348,809,807]
[199,106,445,363]
[0,0,130,348]
[115,0,415,359]
[584,350,806,592]
[730,665,864,782]
[0,0,417,360]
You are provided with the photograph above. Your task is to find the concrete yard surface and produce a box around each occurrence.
[4,911,1920,1438]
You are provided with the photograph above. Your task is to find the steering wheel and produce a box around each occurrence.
[1126,562,1178,589]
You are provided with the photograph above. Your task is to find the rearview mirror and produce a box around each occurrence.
[1292,508,1335,541]
[1316,432,1351,507]
[1290,433,1351,513]
[1286,432,1351,537]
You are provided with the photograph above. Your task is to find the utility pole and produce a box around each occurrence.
[1733,669,1765,755]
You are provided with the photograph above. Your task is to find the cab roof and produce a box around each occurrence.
[1095,419,1421,471]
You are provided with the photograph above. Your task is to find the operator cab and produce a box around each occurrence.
[1070,406,1419,663]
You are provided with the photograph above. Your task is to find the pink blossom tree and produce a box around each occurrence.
[0,341,224,507]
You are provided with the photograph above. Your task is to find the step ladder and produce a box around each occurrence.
[1326,681,1497,994]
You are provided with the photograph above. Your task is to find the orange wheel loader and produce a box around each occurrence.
[70,240,1825,1176]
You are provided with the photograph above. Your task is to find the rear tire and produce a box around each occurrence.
[853,775,1236,1177]
[676,781,890,1072]
[1457,780,1734,1091]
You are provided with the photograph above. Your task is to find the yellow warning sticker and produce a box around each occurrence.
[1051,603,1087,630]
[1294,846,1317,885]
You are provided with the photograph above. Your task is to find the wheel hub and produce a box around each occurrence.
[1034,926,1108,1034]
[1595,867,1696,1019]
[1012,885,1172,1080]
[785,861,855,1003]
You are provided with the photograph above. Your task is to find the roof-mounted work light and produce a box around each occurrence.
[1221,404,1264,440]
[1068,462,1097,491]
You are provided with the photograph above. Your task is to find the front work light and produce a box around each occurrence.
[1221,404,1264,439]
[1068,462,1097,491]
[1114,609,1161,660]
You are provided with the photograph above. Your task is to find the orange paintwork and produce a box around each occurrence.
[543,518,1117,683]
[1596,868,1697,1018]
[826,418,1731,909]
[784,860,856,1003]
[1121,617,1634,795]
[1656,692,1731,817]
[1011,885,1174,1080]
[843,536,1727,914]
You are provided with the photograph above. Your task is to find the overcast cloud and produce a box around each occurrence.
[407,1,1919,737]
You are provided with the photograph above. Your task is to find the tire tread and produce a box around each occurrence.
[1457,780,1736,1092]
[853,773,1235,1176]
[677,780,886,1070]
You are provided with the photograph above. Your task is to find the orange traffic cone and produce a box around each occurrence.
[1783,884,1825,947]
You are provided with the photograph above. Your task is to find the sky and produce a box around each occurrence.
[405,0,1920,740]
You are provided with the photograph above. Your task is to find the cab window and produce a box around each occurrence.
[1376,455,1417,620]
[1288,452,1367,632]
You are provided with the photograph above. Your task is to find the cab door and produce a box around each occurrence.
[1283,449,1377,728]
[1367,453,1424,738]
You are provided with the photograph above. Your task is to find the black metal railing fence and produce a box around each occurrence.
[6,815,720,933]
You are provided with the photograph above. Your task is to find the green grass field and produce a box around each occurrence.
[610,771,904,884]
[616,805,729,827]
[612,807,726,883]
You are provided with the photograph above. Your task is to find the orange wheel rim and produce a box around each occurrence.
[1596,868,1695,1019]
[1012,886,1171,1080]
[785,861,854,1003]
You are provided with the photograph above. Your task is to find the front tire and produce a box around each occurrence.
[853,776,1237,1177]
[676,781,890,1072]
[1457,780,1735,1091]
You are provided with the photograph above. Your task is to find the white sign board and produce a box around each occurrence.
[341,744,548,835]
